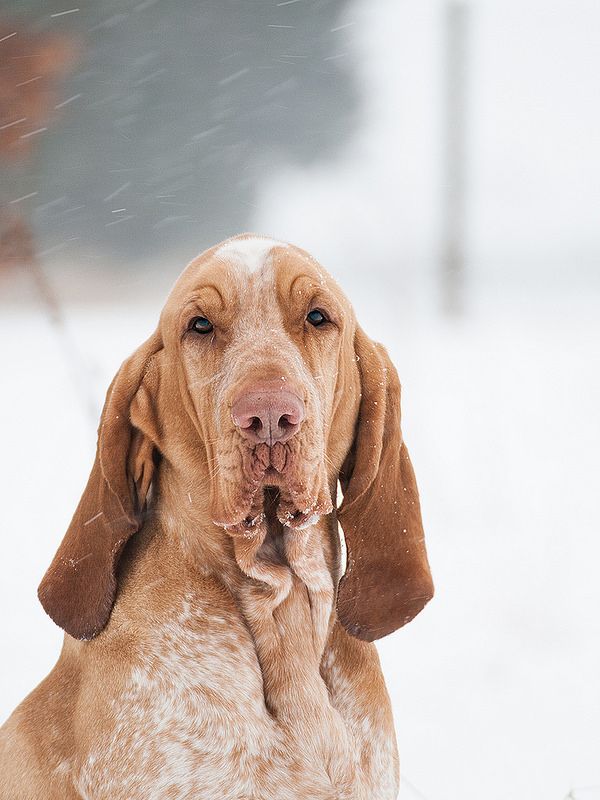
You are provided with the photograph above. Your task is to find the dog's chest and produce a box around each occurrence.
[73,595,395,800]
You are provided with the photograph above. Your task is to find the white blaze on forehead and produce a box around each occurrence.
[215,236,287,275]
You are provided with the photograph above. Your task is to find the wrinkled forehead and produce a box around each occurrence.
[164,235,347,316]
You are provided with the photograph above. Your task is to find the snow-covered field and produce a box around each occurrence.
[1,259,598,800]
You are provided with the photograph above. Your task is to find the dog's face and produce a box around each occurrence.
[162,237,356,533]
[38,235,433,642]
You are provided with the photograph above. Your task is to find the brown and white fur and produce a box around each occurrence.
[0,235,433,799]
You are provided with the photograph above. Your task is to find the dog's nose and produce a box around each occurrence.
[231,388,305,445]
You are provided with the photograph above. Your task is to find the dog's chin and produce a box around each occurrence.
[212,442,332,534]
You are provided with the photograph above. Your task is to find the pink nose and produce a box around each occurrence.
[231,388,305,445]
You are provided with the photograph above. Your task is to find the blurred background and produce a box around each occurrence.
[1,2,598,798]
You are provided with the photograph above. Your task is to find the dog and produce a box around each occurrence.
[0,234,433,799]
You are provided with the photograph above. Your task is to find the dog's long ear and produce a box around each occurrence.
[337,327,433,641]
[38,331,163,640]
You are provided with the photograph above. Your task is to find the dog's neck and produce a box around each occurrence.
[152,462,338,630]
[138,461,340,719]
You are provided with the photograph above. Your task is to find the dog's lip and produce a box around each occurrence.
[213,512,266,533]
[213,481,328,532]
[252,467,286,486]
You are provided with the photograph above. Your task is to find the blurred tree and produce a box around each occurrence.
[1,0,357,263]
[0,19,79,265]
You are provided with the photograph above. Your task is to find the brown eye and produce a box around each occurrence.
[306,309,328,327]
[189,316,213,334]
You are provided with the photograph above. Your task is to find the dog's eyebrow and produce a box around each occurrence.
[184,284,226,312]
[288,273,333,298]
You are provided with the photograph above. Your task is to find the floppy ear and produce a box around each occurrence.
[38,332,163,640]
[337,327,433,641]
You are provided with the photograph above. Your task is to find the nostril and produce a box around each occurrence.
[278,414,297,432]
[248,416,262,433]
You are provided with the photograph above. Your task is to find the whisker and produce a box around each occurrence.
[322,452,337,470]
[207,462,223,480]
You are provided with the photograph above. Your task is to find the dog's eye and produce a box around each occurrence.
[306,309,328,327]
[189,316,213,334]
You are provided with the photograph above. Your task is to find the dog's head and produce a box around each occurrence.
[38,235,433,641]
[165,236,348,533]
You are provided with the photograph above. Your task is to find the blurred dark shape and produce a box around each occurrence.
[0,213,35,267]
[441,1,469,316]
[1,1,357,264]
[0,21,79,160]
[0,19,79,266]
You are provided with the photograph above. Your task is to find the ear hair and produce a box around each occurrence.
[38,332,162,640]
[336,326,433,641]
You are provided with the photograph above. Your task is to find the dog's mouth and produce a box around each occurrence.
[213,441,332,534]
[243,441,294,480]
[221,488,326,535]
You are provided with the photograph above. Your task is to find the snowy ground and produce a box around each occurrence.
[1,258,598,800]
